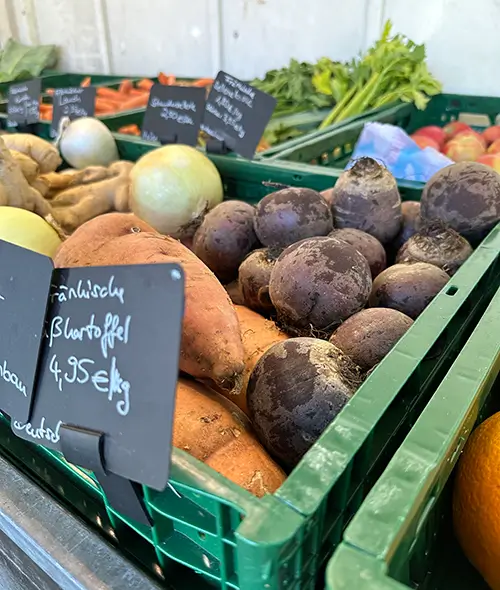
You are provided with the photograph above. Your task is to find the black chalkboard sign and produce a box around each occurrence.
[7,79,41,127]
[142,83,206,145]
[51,86,97,135]
[0,241,53,423]
[201,71,277,159]
[12,263,185,490]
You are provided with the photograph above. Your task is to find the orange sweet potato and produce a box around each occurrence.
[54,213,245,393]
[232,305,288,414]
[174,378,285,496]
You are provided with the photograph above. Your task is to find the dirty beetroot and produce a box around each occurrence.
[269,235,373,336]
[247,337,364,470]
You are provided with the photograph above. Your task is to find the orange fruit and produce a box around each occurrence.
[453,412,500,589]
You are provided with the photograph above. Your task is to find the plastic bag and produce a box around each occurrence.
[349,122,453,182]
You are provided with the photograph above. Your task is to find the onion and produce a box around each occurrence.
[130,145,224,238]
[59,117,119,169]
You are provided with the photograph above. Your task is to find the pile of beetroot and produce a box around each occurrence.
[411,121,500,171]
[192,157,500,470]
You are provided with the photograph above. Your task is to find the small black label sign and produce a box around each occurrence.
[201,71,277,159]
[0,241,53,423]
[51,86,97,135]
[7,79,42,127]
[12,263,184,490]
[141,83,206,145]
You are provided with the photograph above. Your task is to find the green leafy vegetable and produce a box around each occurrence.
[0,39,58,84]
[319,20,442,129]
[251,58,336,117]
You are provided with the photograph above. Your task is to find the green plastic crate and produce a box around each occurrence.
[106,103,401,158]
[1,136,499,589]
[260,102,401,159]
[269,93,500,172]
[326,266,500,590]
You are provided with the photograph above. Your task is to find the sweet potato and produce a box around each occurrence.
[174,378,286,496]
[1,134,61,173]
[54,213,246,393]
[225,305,288,414]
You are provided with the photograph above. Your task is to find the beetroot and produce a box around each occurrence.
[247,338,363,470]
[329,227,386,278]
[391,201,422,252]
[369,262,449,319]
[332,157,402,244]
[330,308,413,370]
[420,162,500,243]
[254,187,333,248]
[192,200,259,283]
[396,221,472,276]
[238,248,280,314]
[269,236,372,336]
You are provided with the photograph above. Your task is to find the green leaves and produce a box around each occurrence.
[319,20,442,128]
[0,39,58,84]
[252,57,337,117]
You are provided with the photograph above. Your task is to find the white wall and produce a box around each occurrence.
[0,0,499,96]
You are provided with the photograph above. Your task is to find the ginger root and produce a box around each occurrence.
[51,161,133,233]
[0,136,66,240]
[1,134,62,174]
[9,150,39,184]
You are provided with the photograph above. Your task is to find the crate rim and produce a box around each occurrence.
[325,276,500,589]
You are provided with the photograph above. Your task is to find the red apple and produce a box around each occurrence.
[444,135,485,162]
[488,137,500,154]
[482,125,500,145]
[411,134,440,151]
[454,130,487,149]
[411,126,446,148]
[443,121,472,140]
[476,153,500,172]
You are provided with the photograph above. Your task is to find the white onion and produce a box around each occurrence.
[59,117,119,169]
[130,145,224,238]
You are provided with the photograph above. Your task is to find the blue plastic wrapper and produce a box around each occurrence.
[348,122,454,182]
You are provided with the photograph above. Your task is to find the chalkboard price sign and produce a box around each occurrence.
[201,71,277,159]
[7,79,42,127]
[51,86,97,135]
[12,263,184,490]
[141,83,206,145]
[0,241,53,423]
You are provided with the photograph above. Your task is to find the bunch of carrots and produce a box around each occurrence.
[38,73,214,123]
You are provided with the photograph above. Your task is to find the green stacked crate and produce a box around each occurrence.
[268,94,500,176]
[0,136,498,589]
[326,254,500,590]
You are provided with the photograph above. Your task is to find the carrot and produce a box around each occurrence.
[46,88,55,96]
[39,103,52,113]
[118,79,133,94]
[158,72,169,85]
[137,78,154,91]
[80,77,91,87]
[128,88,148,97]
[192,78,214,87]
[120,94,149,111]
[95,98,118,113]
[167,75,176,85]
[96,87,122,100]
[53,213,246,393]
[117,124,141,136]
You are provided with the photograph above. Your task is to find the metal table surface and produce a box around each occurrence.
[0,453,166,590]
